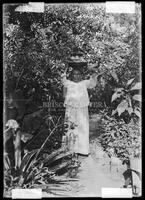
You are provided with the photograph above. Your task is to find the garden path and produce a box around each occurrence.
[43,114,126,197]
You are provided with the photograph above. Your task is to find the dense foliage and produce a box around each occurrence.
[99,111,141,160]
[4,118,79,196]
[3,3,141,195]
[4,3,141,108]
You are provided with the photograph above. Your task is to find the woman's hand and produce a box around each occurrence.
[91,71,104,79]
[88,63,99,71]
[61,68,68,78]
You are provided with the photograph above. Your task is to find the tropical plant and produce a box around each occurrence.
[111,78,141,121]
[4,81,65,166]
[4,146,79,197]
[98,77,141,192]
[4,117,80,197]
[4,106,81,196]
[99,111,141,161]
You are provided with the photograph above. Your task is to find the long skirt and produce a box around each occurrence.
[64,105,90,155]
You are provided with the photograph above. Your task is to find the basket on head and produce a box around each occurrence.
[67,50,87,69]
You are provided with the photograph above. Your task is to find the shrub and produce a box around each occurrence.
[111,78,141,121]
[99,112,141,161]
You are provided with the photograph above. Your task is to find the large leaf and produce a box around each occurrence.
[50,161,70,174]
[111,91,122,102]
[111,92,118,102]
[134,109,141,118]
[131,82,141,90]
[43,148,64,160]
[127,78,135,86]
[132,94,141,102]
[111,88,124,102]
[44,151,72,167]
[117,100,128,116]
[126,107,133,115]
[4,153,11,170]
[19,149,38,174]
[43,147,68,165]
[131,169,141,180]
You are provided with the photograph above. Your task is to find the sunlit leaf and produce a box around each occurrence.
[132,94,141,102]
[4,154,11,170]
[131,82,141,90]
[111,91,123,102]
[19,149,38,174]
[127,78,135,86]
[134,109,141,118]
[117,100,128,116]
[126,107,133,115]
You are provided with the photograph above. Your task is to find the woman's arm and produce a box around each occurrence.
[61,68,68,98]
[63,87,67,99]
[61,68,68,86]
[87,73,97,89]
[86,70,103,89]
[91,71,103,80]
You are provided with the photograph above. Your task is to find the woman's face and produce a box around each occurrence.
[72,70,82,82]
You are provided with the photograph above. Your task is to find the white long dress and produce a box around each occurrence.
[62,74,97,155]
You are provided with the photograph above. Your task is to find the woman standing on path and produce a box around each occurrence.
[61,63,102,158]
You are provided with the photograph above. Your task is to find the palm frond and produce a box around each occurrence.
[43,150,71,167]
[4,154,11,170]
[34,123,63,160]
[19,149,38,174]
[42,147,65,163]
[50,161,71,174]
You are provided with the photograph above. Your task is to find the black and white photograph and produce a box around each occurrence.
[3,2,142,198]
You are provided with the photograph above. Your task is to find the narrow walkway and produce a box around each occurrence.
[68,142,125,197]
[43,144,125,197]
[43,114,125,197]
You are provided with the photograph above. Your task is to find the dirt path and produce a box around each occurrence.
[43,114,126,197]
[43,144,125,197]
[67,143,124,197]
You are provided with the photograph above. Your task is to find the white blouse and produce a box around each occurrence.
[62,74,97,107]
